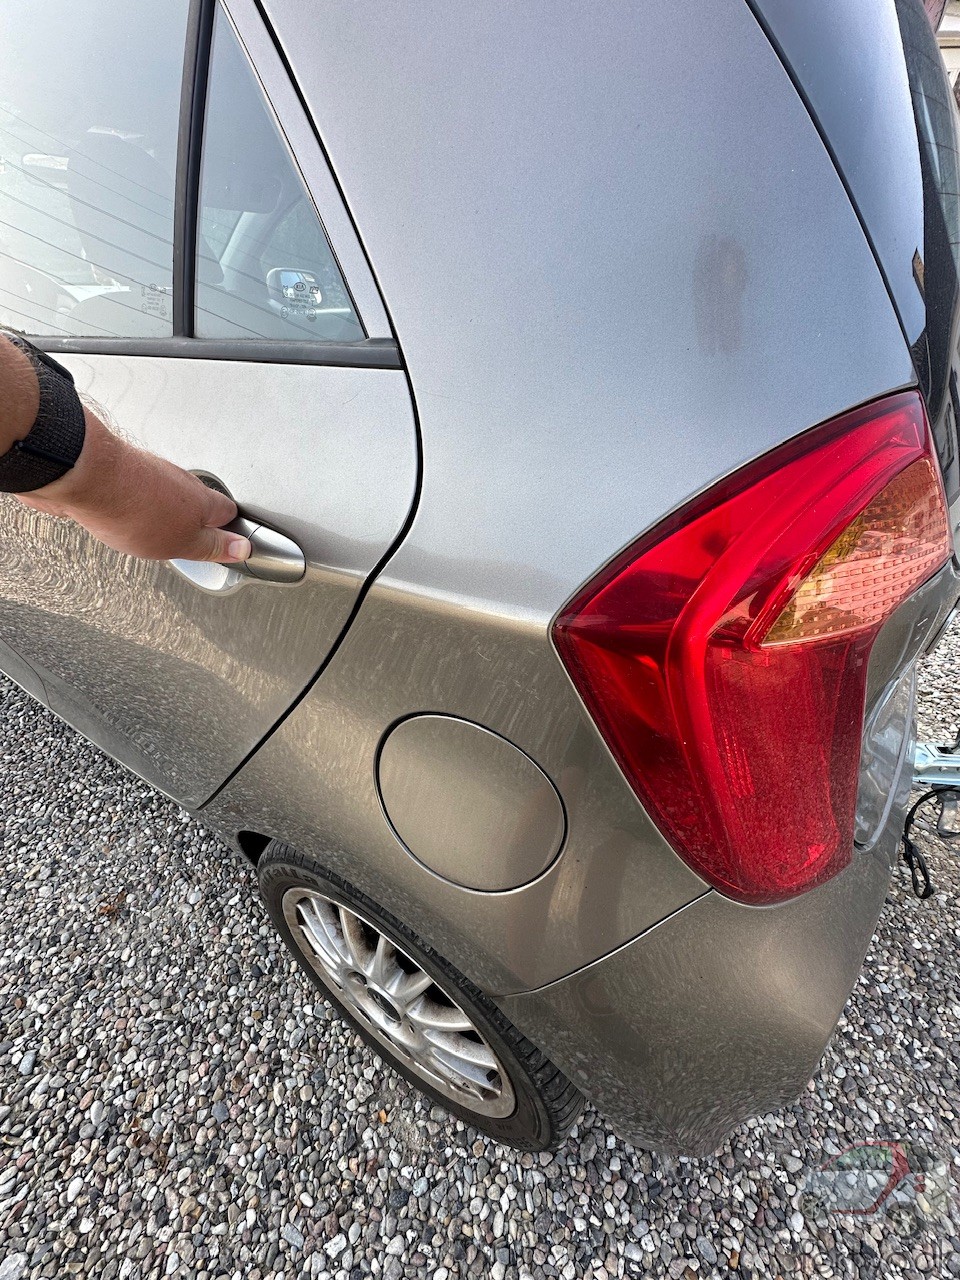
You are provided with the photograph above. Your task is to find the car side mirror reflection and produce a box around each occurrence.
[266,268,324,322]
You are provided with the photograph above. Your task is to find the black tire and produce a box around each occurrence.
[257,840,584,1150]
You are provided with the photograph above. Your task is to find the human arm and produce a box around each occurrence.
[0,335,251,563]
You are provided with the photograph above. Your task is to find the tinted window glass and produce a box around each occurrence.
[0,0,187,337]
[898,1,960,276]
[895,0,960,489]
[195,11,363,342]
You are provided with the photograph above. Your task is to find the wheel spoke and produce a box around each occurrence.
[298,900,347,973]
[421,1029,499,1072]
[338,905,371,973]
[423,1040,499,1093]
[312,900,347,962]
[407,996,474,1033]
[368,933,394,985]
[386,966,433,1008]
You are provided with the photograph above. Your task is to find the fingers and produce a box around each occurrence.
[177,470,249,562]
[191,474,252,563]
[183,524,253,564]
[200,481,238,529]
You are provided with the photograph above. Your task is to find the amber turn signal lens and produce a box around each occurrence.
[763,457,951,646]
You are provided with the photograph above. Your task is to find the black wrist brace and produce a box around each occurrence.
[0,333,86,493]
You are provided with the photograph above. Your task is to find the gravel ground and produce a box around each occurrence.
[1,629,959,1280]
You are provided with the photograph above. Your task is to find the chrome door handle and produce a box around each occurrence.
[226,516,306,583]
[169,516,306,591]
[169,473,306,590]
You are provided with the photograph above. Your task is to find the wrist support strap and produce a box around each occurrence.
[0,332,86,493]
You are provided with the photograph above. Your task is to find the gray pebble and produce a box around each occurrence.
[696,1238,717,1265]
[325,1234,347,1258]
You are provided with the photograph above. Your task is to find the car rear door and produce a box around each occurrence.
[0,0,417,807]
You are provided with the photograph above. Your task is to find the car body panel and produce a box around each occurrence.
[261,0,916,623]
[746,0,927,349]
[199,583,713,996]
[749,0,960,517]
[376,714,568,893]
[499,791,903,1156]
[201,0,920,995]
[0,354,418,807]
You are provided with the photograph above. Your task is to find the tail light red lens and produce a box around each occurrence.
[554,392,952,904]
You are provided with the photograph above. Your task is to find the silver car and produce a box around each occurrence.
[0,0,958,1153]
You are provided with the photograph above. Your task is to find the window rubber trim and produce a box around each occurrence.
[174,0,215,338]
[34,335,401,369]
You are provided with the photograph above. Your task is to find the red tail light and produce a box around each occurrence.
[554,392,952,904]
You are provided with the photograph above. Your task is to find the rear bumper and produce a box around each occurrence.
[499,804,900,1156]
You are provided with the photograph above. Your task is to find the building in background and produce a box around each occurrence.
[938,0,960,97]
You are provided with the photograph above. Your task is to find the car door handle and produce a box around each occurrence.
[168,516,306,591]
[226,516,306,583]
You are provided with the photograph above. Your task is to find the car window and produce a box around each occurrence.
[195,9,364,343]
[895,0,960,478]
[0,0,187,338]
[897,0,960,279]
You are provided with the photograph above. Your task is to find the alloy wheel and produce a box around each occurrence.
[282,887,516,1118]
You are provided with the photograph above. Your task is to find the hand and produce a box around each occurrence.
[16,410,252,563]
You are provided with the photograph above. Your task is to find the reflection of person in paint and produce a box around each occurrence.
[0,331,252,564]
